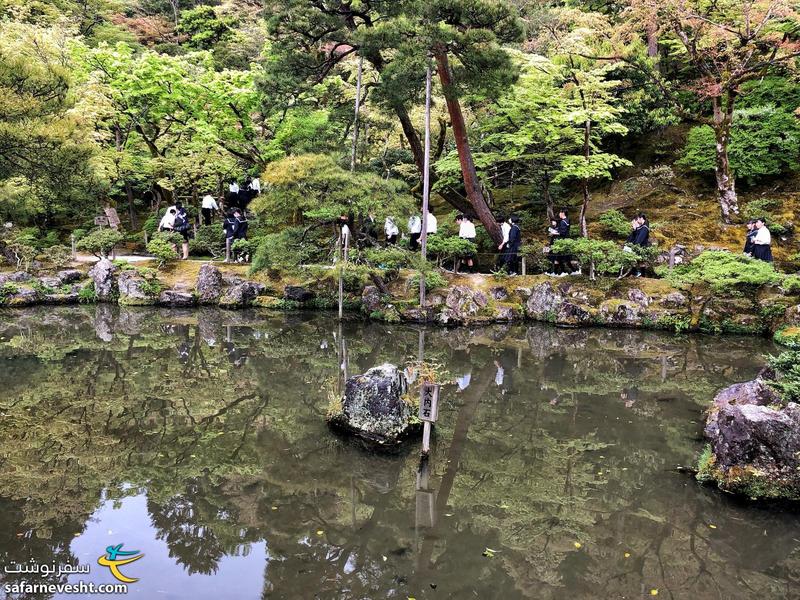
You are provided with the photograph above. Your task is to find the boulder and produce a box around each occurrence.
[361,285,382,314]
[37,276,61,290]
[196,264,223,304]
[599,300,642,327]
[57,269,83,285]
[489,286,509,301]
[159,289,196,307]
[525,282,564,321]
[118,270,157,306]
[328,363,415,446]
[88,258,117,301]
[2,287,39,306]
[43,285,81,304]
[400,306,433,323]
[0,271,33,285]
[660,291,688,309]
[627,288,650,307]
[219,281,266,308]
[443,285,488,321]
[284,285,315,303]
[701,377,800,500]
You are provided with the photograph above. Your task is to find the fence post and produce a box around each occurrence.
[70,234,76,260]
[521,257,526,276]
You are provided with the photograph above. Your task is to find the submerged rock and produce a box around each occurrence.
[196,264,223,304]
[700,377,800,500]
[159,289,196,307]
[219,280,266,308]
[118,270,157,306]
[328,363,416,446]
[88,258,117,301]
[284,285,315,303]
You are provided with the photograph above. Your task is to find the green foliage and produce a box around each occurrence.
[250,228,319,273]
[78,282,96,303]
[767,351,800,404]
[426,236,477,264]
[663,251,782,294]
[231,238,253,262]
[774,327,800,349]
[0,282,20,297]
[177,5,236,50]
[598,209,631,238]
[552,238,636,280]
[519,242,553,274]
[782,275,800,295]
[38,244,71,267]
[677,106,800,183]
[362,247,415,271]
[189,225,224,258]
[742,198,790,236]
[409,270,447,293]
[146,237,178,267]
[75,229,124,258]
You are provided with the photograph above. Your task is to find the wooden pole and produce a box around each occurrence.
[70,234,76,260]
[338,229,349,320]
[350,56,364,173]
[420,63,432,307]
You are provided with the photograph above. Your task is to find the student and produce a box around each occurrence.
[624,217,640,249]
[424,212,438,235]
[457,214,477,272]
[173,202,191,260]
[201,194,219,226]
[743,219,757,256]
[408,213,422,250]
[384,216,399,245]
[229,180,240,194]
[496,213,511,269]
[752,217,773,262]
[365,212,379,245]
[158,207,176,232]
[249,177,261,195]
[549,208,571,275]
[502,215,522,275]
[631,213,650,247]
[234,210,249,240]
[222,210,239,263]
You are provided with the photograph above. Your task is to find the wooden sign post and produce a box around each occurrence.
[415,456,435,529]
[419,382,440,454]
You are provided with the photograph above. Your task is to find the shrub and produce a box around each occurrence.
[782,275,800,295]
[146,237,179,267]
[409,270,447,292]
[598,209,632,238]
[767,351,800,404]
[774,326,800,349]
[189,225,225,258]
[231,238,253,262]
[426,235,477,266]
[39,244,72,267]
[663,250,782,294]
[362,246,415,271]
[78,282,96,303]
[76,229,124,258]
[552,238,638,280]
[251,227,320,273]
[0,282,20,297]
[519,242,553,274]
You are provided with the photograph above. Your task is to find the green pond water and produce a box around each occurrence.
[0,306,798,600]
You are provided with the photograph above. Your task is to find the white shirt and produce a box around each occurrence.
[408,215,422,234]
[459,220,476,239]
[229,182,240,193]
[159,211,175,230]
[501,222,511,245]
[424,213,438,234]
[201,195,218,210]
[384,218,399,237]
[754,226,771,245]
[249,178,261,193]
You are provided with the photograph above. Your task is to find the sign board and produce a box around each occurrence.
[94,216,109,227]
[418,383,440,422]
[104,207,121,230]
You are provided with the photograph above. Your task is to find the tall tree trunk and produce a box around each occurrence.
[579,119,591,238]
[125,181,136,229]
[433,49,502,245]
[543,170,554,222]
[646,20,659,71]
[711,93,739,223]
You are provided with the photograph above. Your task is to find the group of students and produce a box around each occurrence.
[157,201,193,260]
[743,217,773,262]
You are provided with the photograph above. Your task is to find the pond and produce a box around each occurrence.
[0,306,797,599]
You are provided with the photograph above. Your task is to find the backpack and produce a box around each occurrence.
[174,211,189,232]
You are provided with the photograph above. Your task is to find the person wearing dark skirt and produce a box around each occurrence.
[752,217,773,262]
[743,220,757,256]
[502,215,522,275]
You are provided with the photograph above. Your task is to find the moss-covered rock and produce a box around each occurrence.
[774,325,800,348]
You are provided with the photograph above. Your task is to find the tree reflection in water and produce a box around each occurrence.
[0,306,797,599]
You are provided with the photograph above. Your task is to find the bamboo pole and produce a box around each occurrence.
[350,56,364,173]
[420,63,432,308]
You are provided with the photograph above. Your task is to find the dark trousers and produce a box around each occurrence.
[410,232,421,251]
[202,208,213,226]
[386,234,398,245]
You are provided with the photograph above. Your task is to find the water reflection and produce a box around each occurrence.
[0,306,797,599]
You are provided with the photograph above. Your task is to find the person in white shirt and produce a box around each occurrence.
[408,214,422,250]
[496,213,511,268]
[424,212,438,235]
[384,216,399,245]
[158,207,176,231]
[752,217,773,262]
[229,181,240,194]
[249,177,261,194]
[457,214,477,272]
[201,194,219,226]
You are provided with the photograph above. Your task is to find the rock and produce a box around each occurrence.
[525,282,564,321]
[661,291,688,308]
[43,285,80,304]
[196,264,223,304]
[284,285,315,303]
[400,307,433,323]
[627,288,650,307]
[328,363,415,446]
[3,287,39,306]
[0,271,33,285]
[118,270,157,306]
[88,258,117,301]
[489,286,508,301]
[219,281,266,308]
[362,285,382,314]
[599,300,642,327]
[37,276,61,289]
[493,304,520,322]
[556,302,593,326]
[57,269,83,285]
[701,378,800,499]
[444,286,488,321]
[159,289,196,307]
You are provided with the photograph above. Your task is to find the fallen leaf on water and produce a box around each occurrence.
[624,552,631,558]
[382,556,387,562]
[271,506,278,511]
[650,590,659,596]
[444,513,454,517]
[499,502,509,509]
[316,530,324,536]
[574,542,582,549]
[708,524,717,529]
[482,548,498,558]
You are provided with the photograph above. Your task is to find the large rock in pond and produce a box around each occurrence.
[88,258,117,301]
[328,363,415,446]
[700,377,800,500]
[118,270,158,306]
[437,285,488,324]
[219,279,266,308]
[159,289,196,307]
[196,263,223,304]
[284,285,315,303]
[57,269,83,285]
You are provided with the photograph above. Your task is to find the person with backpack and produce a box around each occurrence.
[743,219,757,256]
[548,208,572,275]
[222,210,239,263]
[172,201,191,260]
[234,210,249,240]
[158,207,176,232]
